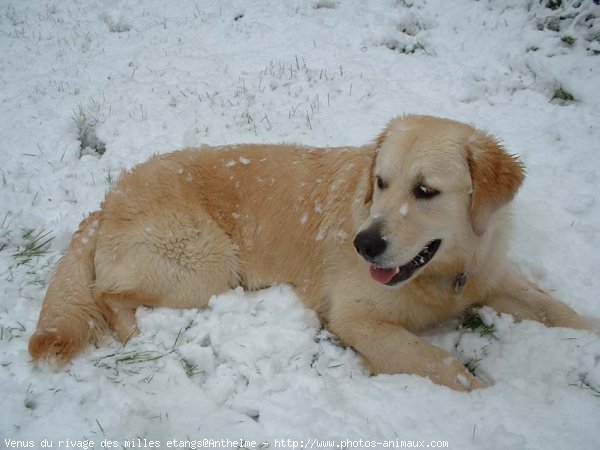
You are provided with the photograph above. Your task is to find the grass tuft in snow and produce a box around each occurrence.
[1,321,26,342]
[0,212,10,253]
[460,310,496,337]
[313,0,337,9]
[2,221,54,286]
[377,8,431,55]
[383,38,425,54]
[94,319,209,382]
[94,348,175,382]
[465,356,482,375]
[11,228,54,266]
[105,169,114,185]
[100,13,132,33]
[543,0,563,11]
[72,99,107,157]
[551,86,575,104]
[95,349,172,367]
[181,359,204,378]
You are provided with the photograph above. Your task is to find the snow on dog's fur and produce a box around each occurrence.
[29,115,594,391]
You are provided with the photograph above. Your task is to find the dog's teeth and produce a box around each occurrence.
[395,267,400,274]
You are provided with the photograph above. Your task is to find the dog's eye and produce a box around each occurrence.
[376,176,386,190]
[414,184,440,199]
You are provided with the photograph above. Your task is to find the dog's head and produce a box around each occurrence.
[354,115,525,286]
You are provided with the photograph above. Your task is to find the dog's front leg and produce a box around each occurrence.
[484,270,595,331]
[328,312,485,391]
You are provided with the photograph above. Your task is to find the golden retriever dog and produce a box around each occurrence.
[29,115,594,391]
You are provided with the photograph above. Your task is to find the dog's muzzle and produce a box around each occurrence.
[354,227,442,286]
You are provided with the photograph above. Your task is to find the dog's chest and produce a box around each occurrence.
[387,277,473,331]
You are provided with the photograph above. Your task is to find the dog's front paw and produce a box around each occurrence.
[450,367,487,392]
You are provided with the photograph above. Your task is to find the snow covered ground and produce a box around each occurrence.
[1,0,600,448]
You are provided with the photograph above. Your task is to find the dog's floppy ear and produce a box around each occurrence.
[467,131,525,235]
[363,129,387,204]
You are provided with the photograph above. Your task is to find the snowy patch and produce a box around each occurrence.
[336,230,348,242]
[1,0,599,447]
[563,193,595,215]
[399,203,409,216]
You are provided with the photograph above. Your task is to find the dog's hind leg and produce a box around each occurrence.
[93,210,241,342]
[95,292,145,343]
[484,270,595,331]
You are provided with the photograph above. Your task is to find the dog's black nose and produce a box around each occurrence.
[353,228,387,260]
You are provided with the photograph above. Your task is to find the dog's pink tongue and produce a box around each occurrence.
[369,266,396,284]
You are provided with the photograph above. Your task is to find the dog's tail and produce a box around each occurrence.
[28,211,109,364]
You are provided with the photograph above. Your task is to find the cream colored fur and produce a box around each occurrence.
[29,115,594,391]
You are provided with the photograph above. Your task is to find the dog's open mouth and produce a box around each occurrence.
[369,239,441,286]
